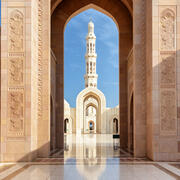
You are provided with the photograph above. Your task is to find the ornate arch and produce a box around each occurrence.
[76,88,106,134]
[51,0,132,151]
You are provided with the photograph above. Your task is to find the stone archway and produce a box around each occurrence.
[85,104,97,134]
[88,120,95,132]
[76,88,106,134]
[51,0,132,151]
[2,0,180,163]
[64,118,69,133]
[0,0,150,162]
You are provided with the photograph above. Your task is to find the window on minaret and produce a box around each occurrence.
[87,63,89,73]
[90,62,92,73]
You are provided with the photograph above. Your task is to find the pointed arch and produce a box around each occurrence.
[51,0,132,149]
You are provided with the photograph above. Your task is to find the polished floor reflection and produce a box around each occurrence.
[1,134,180,180]
[64,134,130,159]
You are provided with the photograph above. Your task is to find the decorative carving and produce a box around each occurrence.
[84,96,98,107]
[38,0,43,122]
[8,58,23,86]
[159,7,177,136]
[7,9,25,137]
[160,9,175,50]
[9,10,24,52]
[8,91,24,135]
[160,54,175,85]
[160,90,176,134]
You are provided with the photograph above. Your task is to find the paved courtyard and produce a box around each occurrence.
[0,134,180,180]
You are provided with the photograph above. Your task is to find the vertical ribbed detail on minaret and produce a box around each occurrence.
[84,20,98,88]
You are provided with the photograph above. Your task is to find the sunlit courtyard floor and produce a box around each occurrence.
[1,134,180,180]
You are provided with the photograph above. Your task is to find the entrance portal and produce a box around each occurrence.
[88,121,95,132]
[113,118,118,134]
[52,0,132,153]
[51,0,135,160]
[64,118,69,133]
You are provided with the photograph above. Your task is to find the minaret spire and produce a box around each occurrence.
[84,20,98,88]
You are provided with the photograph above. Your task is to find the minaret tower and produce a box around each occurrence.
[84,20,98,88]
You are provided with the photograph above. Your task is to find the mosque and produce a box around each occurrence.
[64,21,119,134]
[2,0,180,167]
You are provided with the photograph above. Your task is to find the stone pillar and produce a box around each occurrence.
[0,0,50,162]
[51,11,65,150]
[146,0,153,159]
[55,29,64,149]
[37,0,51,157]
[1,0,33,162]
[119,49,128,148]
[149,0,180,161]
[119,24,132,150]
[133,0,147,157]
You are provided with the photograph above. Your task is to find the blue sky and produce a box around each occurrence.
[64,9,119,108]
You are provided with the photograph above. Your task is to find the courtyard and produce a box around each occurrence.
[1,134,180,179]
[1,0,180,179]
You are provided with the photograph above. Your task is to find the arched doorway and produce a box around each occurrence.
[88,120,95,132]
[130,94,134,152]
[86,105,97,133]
[113,118,118,134]
[64,118,69,133]
[0,0,155,162]
[51,0,132,152]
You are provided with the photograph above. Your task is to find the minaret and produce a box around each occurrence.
[84,20,98,88]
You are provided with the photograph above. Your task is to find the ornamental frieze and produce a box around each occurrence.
[8,10,24,52]
[160,8,175,51]
[8,91,24,137]
[8,58,23,86]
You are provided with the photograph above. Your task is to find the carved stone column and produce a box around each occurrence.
[1,2,30,162]
[0,0,51,162]
[37,0,51,157]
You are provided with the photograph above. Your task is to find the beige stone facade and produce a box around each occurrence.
[64,99,119,134]
[1,0,180,162]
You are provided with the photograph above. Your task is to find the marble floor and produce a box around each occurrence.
[1,134,180,180]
